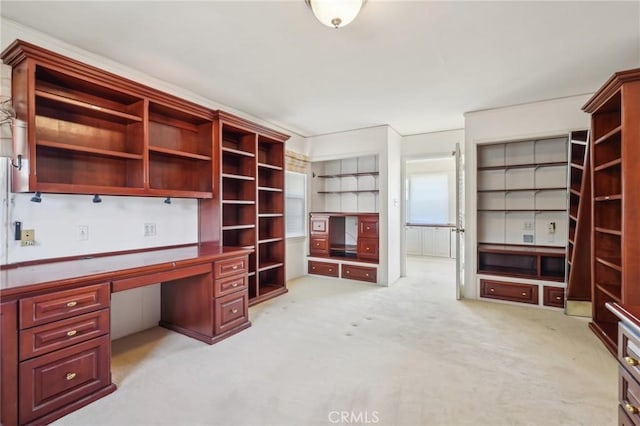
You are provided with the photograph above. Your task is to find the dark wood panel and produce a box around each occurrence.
[341,264,377,283]
[160,272,214,337]
[308,260,339,278]
[20,309,109,361]
[214,274,247,298]
[214,291,249,335]
[310,237,329,256]
[479,279,538,305]
[359,216,379,238]
[19,335,111,424]
[20,283,110,329]
[543,286,565,308]
[111,263,211,293]
[1,301,18,426]
[357,238,379,261]
[214,256,248,279]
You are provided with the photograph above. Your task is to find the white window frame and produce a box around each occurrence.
[285,171,307,238]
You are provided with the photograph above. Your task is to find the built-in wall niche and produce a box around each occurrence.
[476,136,568,247]
[311,155,379,213]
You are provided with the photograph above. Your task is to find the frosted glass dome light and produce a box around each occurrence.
[305,0,365,29]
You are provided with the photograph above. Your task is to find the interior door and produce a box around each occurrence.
[454,143,465,300]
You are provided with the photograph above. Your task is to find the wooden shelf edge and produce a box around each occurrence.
[258,162,283,171]
[222,224,255,231]
[595,227,622,236]
[594,158,622,172]
[594,194,622,202]
[595,283,622,303]
[257,262,284,272]
[222,146,256,158]
[149,145,211,161]
[37,140,144,160]
[222,173,255,181]
[595,256,622,271]
[258,186,283,192]
[593,125,622,145]
[222,200,255,205]
[258,238,284,244]
[36,89,142,123]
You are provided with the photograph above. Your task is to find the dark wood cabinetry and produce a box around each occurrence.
[308,213,379,284]
[479,279,538,305]
[583,69,640,354]
[477,244,565,282]
[2,40,215,198]
[216,112,288,305]
[1,244,251,425]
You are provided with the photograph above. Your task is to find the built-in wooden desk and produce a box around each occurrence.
[0,243,252,426]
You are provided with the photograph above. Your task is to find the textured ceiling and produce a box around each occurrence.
[1,1,639,137]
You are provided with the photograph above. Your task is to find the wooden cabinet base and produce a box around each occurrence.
[159,320,251,345]
[479,279,538,305]
[342,264,377,283]
[308,261,339,278]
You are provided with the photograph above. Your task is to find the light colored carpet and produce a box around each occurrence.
[54,256,617,426]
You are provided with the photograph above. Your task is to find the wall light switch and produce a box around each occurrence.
[548,222,556,233]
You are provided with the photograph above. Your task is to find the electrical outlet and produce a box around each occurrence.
[144,223,156,237]
[79,225,89,241]
[21,229,35,246]
[548,222,556,234]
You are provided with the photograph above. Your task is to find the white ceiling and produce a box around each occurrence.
[1,1,639,137]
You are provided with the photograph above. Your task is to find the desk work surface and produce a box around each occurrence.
[0,243,252,297]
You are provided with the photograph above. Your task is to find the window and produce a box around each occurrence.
[285,171,306,238]
[407,173,449,224]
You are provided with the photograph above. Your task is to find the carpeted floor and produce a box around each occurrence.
[54,256,617,426]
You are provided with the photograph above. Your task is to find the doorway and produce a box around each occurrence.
[401,146,464,299]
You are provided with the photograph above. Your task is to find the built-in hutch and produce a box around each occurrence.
[476,136,569,308]
[0,39,288,426]
[308,155,379,283]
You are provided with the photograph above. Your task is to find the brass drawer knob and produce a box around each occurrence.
[232,265,238,270]
[489,288,495,292]
[231,309,238,314]
[366,247,370,251]
[365,273,369,277]
[626,403,639,415]
[625,356,639,366]
[66,372,77,381]
[66,330,77,337]
[555,296,561,300]
[312,266,316,270]
[521,292,527,296]
[346,271,350,274]
[329,269,333,272]
[66,301,77,307]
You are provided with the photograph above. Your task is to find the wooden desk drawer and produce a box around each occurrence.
[341,264,377,283]
[619,403,637,426]
[359,217,379,238]
[19,335,111,424]
[310,237,329,255]
[543,286,565,308]
[480,280,538,305]
[214,291,248,335]
[20,309,109,361]
[112,263,211,293]
[308,260,339,278]
[357,238,379,260]
[214,256,248,279]
[620,366,640,425]
[310,215,328,235]
[619,323,640,386]
[214,274,247,298]
[20,283,110,329]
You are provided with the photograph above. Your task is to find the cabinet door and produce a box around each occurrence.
[434,228,451,257]
[1,301,18,426]
[359,216,379,238]
[405,227,422,255]
[357,238,378,260]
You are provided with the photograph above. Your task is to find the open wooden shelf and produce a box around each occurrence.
[222,146,255,157]
[37,140,143,160]
[148,146,211,161]
[35,89,142,123]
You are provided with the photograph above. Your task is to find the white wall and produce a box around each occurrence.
[402,129,464,158]
[386,127,402,285]
[463,95,592,300]
[0,19,309,336]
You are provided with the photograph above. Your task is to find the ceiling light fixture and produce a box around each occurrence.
[305,0,366,29]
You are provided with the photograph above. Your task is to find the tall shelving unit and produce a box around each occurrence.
[583,69,640,354]
[216,112,288,306]
[476,136,569,308]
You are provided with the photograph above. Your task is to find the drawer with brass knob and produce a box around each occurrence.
[543,286,565,309]
[308,260,339,278]
[20,283,110,328]
[20,309,109,360]
[479,280,538,305]
[214,291,248,335]
[214,274,247,298]
[19,335,111,424]
[341,264,377,283]
[214,255,248,279]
